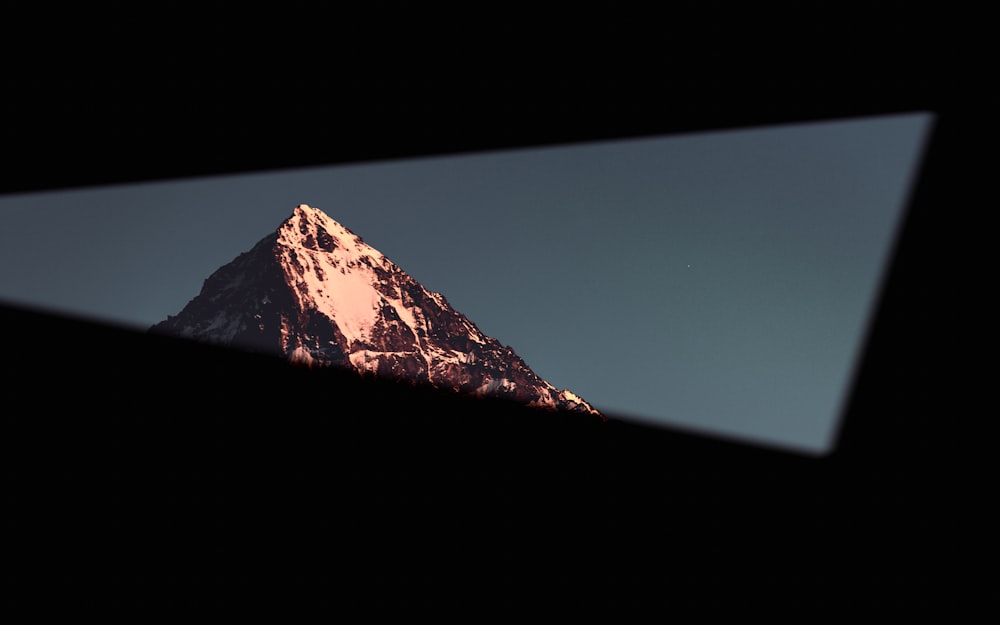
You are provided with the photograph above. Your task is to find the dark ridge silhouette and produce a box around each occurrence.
[4,296,955,618]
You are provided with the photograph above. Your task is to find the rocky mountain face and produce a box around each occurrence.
[151,204,602,418]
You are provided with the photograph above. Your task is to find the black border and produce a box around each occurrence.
[3,5,978,618]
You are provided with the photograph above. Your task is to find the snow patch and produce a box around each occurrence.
[476,377,517,394]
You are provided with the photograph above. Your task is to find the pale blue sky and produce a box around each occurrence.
[0,113,933,454]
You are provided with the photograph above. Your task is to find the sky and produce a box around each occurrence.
[0,112,933,454]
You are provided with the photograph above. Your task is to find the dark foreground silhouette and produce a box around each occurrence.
[4,301,962,618]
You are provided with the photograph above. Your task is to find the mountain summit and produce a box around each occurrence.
[151,204,602,417]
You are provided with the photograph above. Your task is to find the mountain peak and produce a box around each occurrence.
[151,204,604,419]
[291,203,336,223]
[278,204,366,253]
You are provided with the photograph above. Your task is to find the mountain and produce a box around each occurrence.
[151,204,603,418]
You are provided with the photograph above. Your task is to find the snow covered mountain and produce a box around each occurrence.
[151,204,603,418]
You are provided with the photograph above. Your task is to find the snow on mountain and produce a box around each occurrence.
[151,204,603,418]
